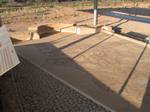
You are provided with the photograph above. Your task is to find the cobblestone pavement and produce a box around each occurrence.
[0,57,112,112]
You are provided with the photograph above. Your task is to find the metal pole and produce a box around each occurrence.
[93,0,98,26]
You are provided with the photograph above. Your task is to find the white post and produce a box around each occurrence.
[93,0,98,26]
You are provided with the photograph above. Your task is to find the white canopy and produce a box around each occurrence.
[0,26,20,76]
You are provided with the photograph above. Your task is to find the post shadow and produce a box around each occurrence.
[119,43,148,95]
[140,76,150,112]
[72,34,113,59]
[59,33,97,50]
[78,7,150,24]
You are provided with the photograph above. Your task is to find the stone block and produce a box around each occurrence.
[32,32,40,40]
[101,26,113,32]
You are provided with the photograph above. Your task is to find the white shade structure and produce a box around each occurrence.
[0,26,20,76]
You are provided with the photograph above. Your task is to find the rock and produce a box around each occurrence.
[101,26,113,32]
[145,36,150,43]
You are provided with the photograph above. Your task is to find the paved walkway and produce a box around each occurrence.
[15,32,150,112]
[0,57,112,112]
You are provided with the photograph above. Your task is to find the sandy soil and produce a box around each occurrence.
[4,5,149,43]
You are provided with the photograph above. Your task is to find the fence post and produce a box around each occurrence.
[93,0,98,26]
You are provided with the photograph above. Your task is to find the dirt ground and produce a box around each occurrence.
[4,5,149,42]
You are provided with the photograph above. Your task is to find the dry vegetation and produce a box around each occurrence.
[1,1,150,25]
[0,1,149,40]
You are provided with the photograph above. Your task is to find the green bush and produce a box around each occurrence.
[0,0,8,3]
[0,0,8,6]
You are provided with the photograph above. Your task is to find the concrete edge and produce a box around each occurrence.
[19,55,116,112]
[101,30,150,48]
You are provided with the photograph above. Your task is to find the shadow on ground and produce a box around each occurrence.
[78,7,150,24]
[121,31,149,43]
[0,32,149,112]
[140,77,150,112]
[37,25,58,38]
[10,37,22,44]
